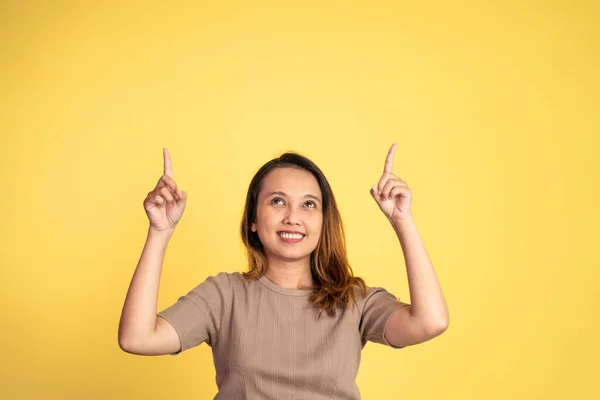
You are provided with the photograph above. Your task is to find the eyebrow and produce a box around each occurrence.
[266,191,322,204]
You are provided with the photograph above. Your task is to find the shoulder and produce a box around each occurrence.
[200,271,245,281]
[184,271,240,297]
[198,271,255,292]
[181,272,250,307]
[353,284,402,312]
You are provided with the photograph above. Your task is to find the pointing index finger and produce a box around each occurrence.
[383,143,397,174]
[163,148,173,177]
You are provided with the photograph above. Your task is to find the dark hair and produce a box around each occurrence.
[240,152,367,318]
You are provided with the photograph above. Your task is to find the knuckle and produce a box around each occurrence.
[160,187,173,199]
[162,175,177,190]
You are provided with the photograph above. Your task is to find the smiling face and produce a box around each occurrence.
[251,167,323,267]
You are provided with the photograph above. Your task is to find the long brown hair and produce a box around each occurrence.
[240,152,367,318]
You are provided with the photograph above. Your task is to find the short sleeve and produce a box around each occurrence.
[157,272,231,355]
[359,286,410,349]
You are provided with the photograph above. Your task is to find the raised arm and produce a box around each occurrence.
[370,144,449,347]
[118,148,188,355]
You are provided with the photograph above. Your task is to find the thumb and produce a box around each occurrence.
[176,190,187,207]
[370,185,379,201]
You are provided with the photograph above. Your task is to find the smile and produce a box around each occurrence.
[278,232,305,241]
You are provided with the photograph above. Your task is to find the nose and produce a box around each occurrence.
[283,209,300,225]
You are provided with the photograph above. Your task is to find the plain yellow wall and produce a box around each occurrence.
[1,1,598,399]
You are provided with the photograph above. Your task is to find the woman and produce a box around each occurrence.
[118,145,449,399]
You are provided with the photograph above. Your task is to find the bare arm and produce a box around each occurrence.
[384,215,449,346]
[371,144,448,348]
[118,227,181,355]
[118,148,187,355]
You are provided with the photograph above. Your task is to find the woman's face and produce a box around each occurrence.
[252,167,324,266]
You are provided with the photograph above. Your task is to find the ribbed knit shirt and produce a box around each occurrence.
[157,272,409,399]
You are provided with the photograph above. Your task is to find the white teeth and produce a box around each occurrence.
[279,232,304,239]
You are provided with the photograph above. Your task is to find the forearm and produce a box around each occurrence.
[118,227,174,345]
[391,214,449,330]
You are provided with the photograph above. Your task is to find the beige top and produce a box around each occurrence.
[158,272,409,399]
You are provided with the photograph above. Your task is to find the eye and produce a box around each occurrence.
[271,197,285,205]
[304,200,316,208]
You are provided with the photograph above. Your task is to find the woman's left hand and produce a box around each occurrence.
[370,143,413,223]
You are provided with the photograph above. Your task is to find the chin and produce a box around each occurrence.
[276,252,312,262]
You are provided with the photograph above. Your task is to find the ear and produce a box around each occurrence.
[251,222,257,232]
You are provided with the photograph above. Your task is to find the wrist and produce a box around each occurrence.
[148,226,175,238]
[389,214,416,236]
[389,212,414,225]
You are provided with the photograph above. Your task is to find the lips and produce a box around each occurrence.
[278,231,305,241]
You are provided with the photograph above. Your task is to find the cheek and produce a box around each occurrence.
[310,215,324,234]
[256,215,278,236]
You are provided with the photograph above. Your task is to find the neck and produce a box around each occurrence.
[264,260,314,290]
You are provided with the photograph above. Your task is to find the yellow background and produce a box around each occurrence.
[1,1,598,399]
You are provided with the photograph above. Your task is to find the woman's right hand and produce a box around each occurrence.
[143,148,187,232]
